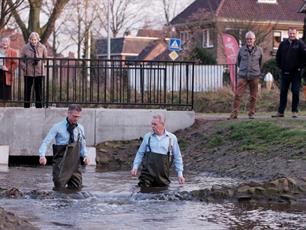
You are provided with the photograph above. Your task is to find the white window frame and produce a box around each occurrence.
[202,29,214,48]
[273,31,281,49]
[257,0,277,4]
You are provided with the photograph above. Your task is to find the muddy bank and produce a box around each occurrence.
[96,140,139,171]
[0,207,38,230]
[176,118,306,180]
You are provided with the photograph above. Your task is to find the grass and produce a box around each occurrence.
[185,118,306,154]
[178,138,190,151]
[224,120,306,152]
[207,136,223,148]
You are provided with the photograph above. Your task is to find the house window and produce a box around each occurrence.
[273,31,281,49]
[202,29,213,48]
[180,31,189,44]
[257,0,277,3]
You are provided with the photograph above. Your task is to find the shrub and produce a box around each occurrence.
[191,47,217,65]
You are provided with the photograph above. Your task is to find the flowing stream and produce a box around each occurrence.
[0,166,306,230]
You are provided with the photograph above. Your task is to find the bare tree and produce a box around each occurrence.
[40,0,75,56]
[161,0,178,26]
[59,0,99,58]
[157,0,195,26]
[7,0,70,44]
[0,0,24,31]
[97,0,144,38]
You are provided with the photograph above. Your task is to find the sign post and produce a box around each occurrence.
[168,38,182,61]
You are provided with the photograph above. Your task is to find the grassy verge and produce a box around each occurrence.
[202,119,306,154]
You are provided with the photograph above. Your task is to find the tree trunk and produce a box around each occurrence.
[8,0,70,44]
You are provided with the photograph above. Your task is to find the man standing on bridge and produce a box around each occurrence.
[38,104,90,191]
[131,114,185,191]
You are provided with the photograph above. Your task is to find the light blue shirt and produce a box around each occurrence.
[39,119,87,157]
[132,130,184,177]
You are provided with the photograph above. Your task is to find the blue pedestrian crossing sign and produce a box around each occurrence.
[168,38,181,51]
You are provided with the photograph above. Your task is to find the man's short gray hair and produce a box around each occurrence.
[245,31,256,39]
[153,114,166,124]
[68,104,82,112]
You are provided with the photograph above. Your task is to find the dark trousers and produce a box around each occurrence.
[52,143,82,191]
[138,152,170,188]
[24,76,43,108]
[0,70,11,100]
[278,71,301,113]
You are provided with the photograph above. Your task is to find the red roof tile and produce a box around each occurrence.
[136,29,164,38]
[171,0,304,25]
[96,37,159,56]
[171,0,222,24]
[217,0,304,21]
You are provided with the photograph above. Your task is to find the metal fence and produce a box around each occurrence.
[0,58,196,110]
[0,57,236,110]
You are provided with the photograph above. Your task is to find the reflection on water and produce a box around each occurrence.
[0,166,306,230]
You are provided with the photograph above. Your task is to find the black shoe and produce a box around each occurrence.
[271,113,284,118]
[227,115,238,120]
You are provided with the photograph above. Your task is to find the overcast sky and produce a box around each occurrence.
[141,0,194,29]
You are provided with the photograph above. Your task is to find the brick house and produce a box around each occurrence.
[95,28,185,61]
[170,0,305,64]
[95,29,164,60]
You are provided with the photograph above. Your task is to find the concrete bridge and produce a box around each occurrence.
[0,107,195,164]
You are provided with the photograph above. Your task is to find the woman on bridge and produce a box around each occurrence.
[0,37,17,104]
[20,32,48,108]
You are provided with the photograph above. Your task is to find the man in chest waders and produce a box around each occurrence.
[131,114,185,191]
[38,104,90,191]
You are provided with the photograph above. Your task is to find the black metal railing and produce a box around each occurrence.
[0,57,195,110]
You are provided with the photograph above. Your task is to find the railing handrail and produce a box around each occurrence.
[0,57,196,110]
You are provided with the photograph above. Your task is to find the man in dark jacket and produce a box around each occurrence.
[272,27,306,118]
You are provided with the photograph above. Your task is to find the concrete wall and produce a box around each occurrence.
[0,108,195,156]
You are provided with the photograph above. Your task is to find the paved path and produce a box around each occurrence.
[195,113,306,120]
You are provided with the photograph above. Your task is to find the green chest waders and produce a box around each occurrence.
[138,136,173,189]
[52,141,82,191]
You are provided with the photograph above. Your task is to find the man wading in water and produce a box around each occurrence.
[131,114,185,192]
[38,104,89,191]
